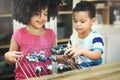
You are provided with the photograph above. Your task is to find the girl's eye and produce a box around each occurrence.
[44,13,48,16]
[35,12,40,16]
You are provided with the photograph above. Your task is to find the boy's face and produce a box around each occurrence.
[73,11,96,36]
[29,7,48,29]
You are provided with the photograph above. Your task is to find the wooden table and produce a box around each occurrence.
[28,61,120,80]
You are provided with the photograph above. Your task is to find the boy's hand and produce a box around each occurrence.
[65,46,82,58]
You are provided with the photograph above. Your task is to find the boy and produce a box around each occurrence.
[65,1,104,68]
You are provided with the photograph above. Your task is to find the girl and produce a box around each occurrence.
[4,0,61,79]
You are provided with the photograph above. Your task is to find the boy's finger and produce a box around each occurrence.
[67,43,72,49]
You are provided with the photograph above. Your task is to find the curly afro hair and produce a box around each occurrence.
[13,0,62,25]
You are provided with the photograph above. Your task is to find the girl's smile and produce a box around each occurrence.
[37,20,45,26]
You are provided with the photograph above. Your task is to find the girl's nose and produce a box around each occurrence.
[38,13,43,19]
[39,14,43,19]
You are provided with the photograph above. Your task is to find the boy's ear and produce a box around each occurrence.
[91,17,96,24]
[92,17,96,23]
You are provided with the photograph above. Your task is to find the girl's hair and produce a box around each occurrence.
[13,0,62,25]
[73,1,96,19]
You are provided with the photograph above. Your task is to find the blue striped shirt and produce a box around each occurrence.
[70,31,104,68]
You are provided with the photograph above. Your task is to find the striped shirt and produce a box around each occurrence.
[70,30,104,68]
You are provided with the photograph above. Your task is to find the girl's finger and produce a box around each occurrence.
[15,52,22,55]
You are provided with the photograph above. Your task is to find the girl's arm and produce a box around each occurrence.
[4,38,22,65]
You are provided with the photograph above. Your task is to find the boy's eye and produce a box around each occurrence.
[73,20,86,23]
[80,20,86,23]
[73,20,77,23]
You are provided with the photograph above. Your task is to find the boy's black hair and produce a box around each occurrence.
[13,0,62,25]
[73,1,96,19]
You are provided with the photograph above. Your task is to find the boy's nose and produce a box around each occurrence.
[76,21,81,26]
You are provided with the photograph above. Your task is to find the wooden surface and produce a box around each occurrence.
[0,44,9,49]
[28,61,120,80]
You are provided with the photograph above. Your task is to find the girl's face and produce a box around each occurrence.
[29,7,48,29]
[73,11,96,37]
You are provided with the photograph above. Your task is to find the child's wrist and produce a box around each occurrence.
[79,49,85,56]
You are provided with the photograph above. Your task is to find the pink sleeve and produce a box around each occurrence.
[12,28,23,46]
[51,30,56,45]
[46,29,56,46]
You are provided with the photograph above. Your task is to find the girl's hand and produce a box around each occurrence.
[4,51,23,65]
